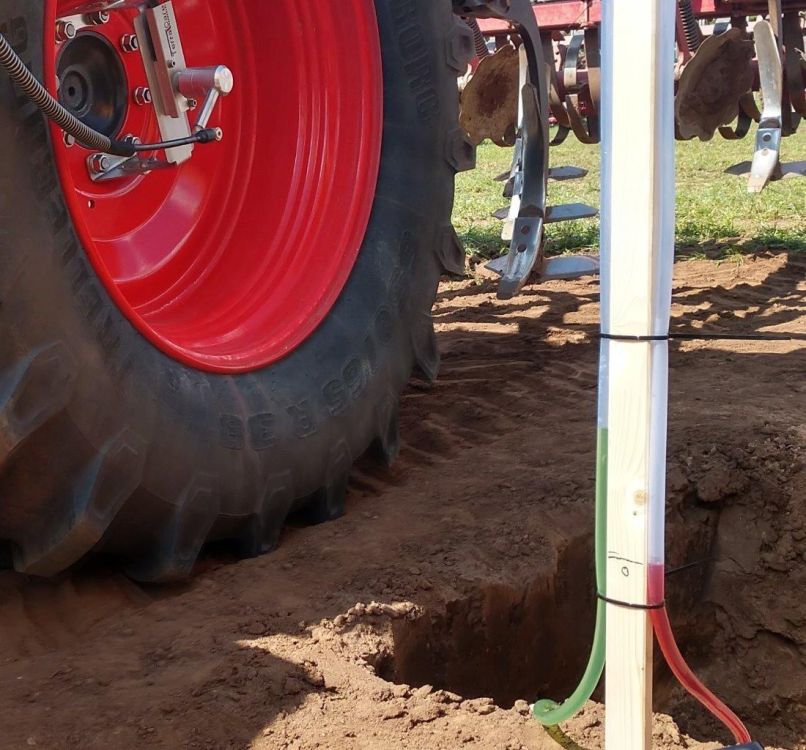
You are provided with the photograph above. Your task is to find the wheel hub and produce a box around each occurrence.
[57,32,127,137]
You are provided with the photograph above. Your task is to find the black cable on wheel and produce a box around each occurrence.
[0,30,219,157]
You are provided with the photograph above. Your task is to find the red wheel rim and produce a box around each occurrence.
[45,1,383,373]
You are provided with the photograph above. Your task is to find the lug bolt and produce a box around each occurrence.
[120,34,139,53]
[133,87,152,106]
[55,20,77,43]
[63,132,76,148]
[86,11,110,25]
[89,153,111,175]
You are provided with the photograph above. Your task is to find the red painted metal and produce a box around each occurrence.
[692,0,806,15]
[534,0,595,27]
[479,0,806,33]
[479,2,600,33]
[45,0,383,373]
[520,1,599,30]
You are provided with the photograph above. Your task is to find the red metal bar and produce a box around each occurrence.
[478,0,806,34]
[694,0,806,13]
[692,0,806,17]
[478,1,598,33]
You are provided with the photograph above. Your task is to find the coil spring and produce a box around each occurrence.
[464,16,490,59]
[0,30,114,152]
[678,0,703,53]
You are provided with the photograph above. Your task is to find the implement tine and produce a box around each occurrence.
[748,20,783,193]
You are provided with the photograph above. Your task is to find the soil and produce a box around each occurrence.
[460,46,519,147]
[0,251,804,750]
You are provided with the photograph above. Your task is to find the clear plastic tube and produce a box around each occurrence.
[532,424,607,725]
[648,341,669,568]
[530,25,615,722]
[648,566,752,745]
[536,1,752,744]
[644,5,750,742]
[649,0,676,569]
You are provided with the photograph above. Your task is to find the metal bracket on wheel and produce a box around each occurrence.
[133,1,195,164]
[748,20,783,193]
[88,153,175,182]
[59,0,234,180]
[454,0,550,300]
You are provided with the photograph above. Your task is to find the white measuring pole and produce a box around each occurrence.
[600,1,676,749]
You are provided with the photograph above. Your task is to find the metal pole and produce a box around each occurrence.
[600,1,676,749]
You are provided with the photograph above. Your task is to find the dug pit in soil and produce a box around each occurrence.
[362,432,805,750]
[366,531,715,714]
[371,537,598,708]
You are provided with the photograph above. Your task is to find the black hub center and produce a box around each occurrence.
[57,32,128,137]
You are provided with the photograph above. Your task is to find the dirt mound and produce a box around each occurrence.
[0,252,803,750]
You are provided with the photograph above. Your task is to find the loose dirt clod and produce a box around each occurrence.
[0,253,803,749]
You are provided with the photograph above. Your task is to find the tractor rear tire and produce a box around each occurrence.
[0,1,475,580]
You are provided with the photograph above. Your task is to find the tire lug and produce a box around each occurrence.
[299,476,349,525]
[55,20,77,43]
[120,34,139,53]
[133,87,152,106]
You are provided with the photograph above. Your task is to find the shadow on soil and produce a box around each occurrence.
[0,251,803,750]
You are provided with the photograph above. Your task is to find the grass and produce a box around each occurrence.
[453,126,806,261]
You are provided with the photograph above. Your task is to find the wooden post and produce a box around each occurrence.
[600,1,676,749]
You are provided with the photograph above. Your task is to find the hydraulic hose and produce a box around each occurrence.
[531,427,607,725]
[0,30,219,157]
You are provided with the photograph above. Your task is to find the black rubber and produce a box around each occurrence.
[0,1,476,581]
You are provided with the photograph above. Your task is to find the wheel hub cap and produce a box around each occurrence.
[57,32,127,137]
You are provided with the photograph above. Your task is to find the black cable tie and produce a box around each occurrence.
[600,333,668,342]
[669,331,803,342]
[666,558,715,577]
[597,591,666,611]
[600,331,804,343]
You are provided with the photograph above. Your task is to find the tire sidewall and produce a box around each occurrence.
[0,1,459,562]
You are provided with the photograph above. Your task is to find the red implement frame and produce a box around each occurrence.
[479,0,806,33]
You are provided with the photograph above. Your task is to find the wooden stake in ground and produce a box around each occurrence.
[600,1,676,749]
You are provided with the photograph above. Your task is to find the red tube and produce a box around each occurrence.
[648,564,751,746]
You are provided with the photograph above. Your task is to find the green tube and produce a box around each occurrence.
[532,428,607,726]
